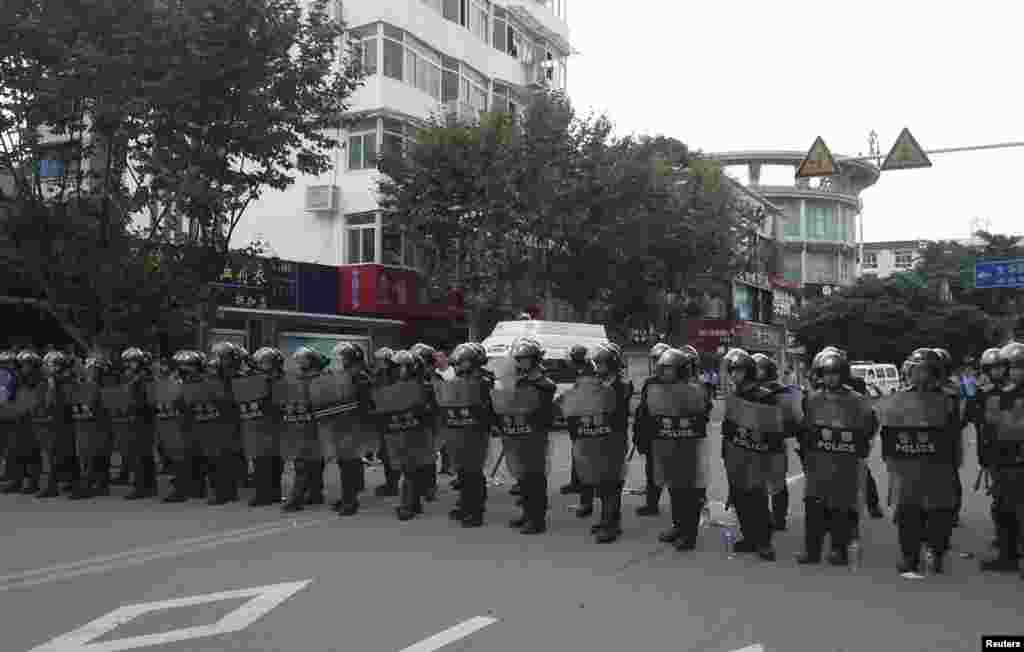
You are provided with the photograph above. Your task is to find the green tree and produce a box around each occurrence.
[0,0,362,352]
[794,275,998,365]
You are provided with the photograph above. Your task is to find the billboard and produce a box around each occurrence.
[277,332,370,373]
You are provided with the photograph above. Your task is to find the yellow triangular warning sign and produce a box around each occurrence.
[796,136,838,178]
[882,128,932,171]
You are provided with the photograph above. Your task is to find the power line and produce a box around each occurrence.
[843,141,1024,163]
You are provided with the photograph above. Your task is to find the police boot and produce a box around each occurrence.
[796,498,827,564]
[337,459,363,516]
[271,456,284,496]
[520,473,548,535]
[127,455,158,500]
[396,471,419,521]
[421,463,438,503]
[578,485,595,522]
[191,455,208,499]
[828,509,857,567]
[896,505,925,573]
[36,450,60,498]
[208,453,233,505]
[636,484,662,517]
[162,459,191,503]
[672,489,705,551]
[461,471,486,528]
[69,457,93,500]
[754,491,777,561]
[981,512,1020,572]
[23,454,41,494]
[110,454,131,485]
[595,488,623,544]
[282,459,307,512]
[659,488,686,543]
[248,457,277,507]
[92,454,111,496]
[925,508,955,574]
[304,459,325,506]
[730,490,758,553]
[771,487,789,531]
[2,456,25,493]
[450,467,468,521]
[375,445,399,497]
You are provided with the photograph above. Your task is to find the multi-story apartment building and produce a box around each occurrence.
[859,235,1024,279]
[712,151,880,300]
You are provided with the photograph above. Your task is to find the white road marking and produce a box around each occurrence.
[0,518,327,593]
[0,516,326,585]
[731,646,765,652]
[397,616,499,652]
[26,579,312,652]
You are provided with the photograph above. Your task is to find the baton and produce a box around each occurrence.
[490,449,506,479]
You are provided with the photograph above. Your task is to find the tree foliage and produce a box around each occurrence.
[0,0,362,352]
[378,91,761,337]
[794,275,1000,366]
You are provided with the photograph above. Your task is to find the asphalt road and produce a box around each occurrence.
[1,404,1020,652]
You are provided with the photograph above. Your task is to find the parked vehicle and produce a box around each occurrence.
[850,362,900,394]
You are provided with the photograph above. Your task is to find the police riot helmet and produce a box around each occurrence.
[655,348,688,375]
[410,343,437,370]
[0,350,17,369]
[569,344,589,365]
[17,349,43,369]
[467,342,487,366]
[43,350,74,377]
[904,348,943,382]
[724,348,755,380]
[293,346,329,373]
[511,338,544,362]
[172,350,205,380]
[589,342,621,376]
[815,351,848,388]
[332,342,365,370]
[751,353,778,382]
[980,347,1003,373]
[252,347,285,374]
[451,343,478,375]
[649,342,670,362]
[391,349,419,377]
[84,354,113,377]
[932,348,953,375]
[121,347,153,368]
[1000,341,1024,368]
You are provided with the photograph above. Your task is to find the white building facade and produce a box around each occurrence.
[232,0,572,269]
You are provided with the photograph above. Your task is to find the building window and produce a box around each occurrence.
[346,212,377,264]
[381,118,415,163]
[442,0,460,22]
[382,218,418,268]
[382,26,442,100]
[492,7,507,52]
[350,24,378,76]
[347,118,378,171]
[382,36,403,80]
[469,0,489,42]
[460,63,488,112]
[862,252,878,269]
[894,250,914,269]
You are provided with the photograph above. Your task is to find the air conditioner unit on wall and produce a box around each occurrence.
[305,185,339,213]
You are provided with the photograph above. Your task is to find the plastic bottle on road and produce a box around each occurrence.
[847,539,862,572]
[922,547,936,577]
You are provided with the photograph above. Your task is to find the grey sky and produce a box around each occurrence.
[564,1,1022,242]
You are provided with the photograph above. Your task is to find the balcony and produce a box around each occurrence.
[504,0,571,54]
[440,101,481,124]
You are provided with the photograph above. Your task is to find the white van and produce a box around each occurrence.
[850,362,900,395]
[482,320,610,430]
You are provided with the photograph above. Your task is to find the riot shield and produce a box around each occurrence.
[233,374,277,457]
[276,377,318,460]
[372,380,432,468]
[435,377,488,472]
[995,398,1024,442]
[148,379,187,460]
[68,381,111,458]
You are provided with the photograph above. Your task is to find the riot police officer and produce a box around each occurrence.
[0,350,16,484]
[203,342,245,504]
[639,347,713,550]
[36,351,76,498]
[720,348,796,561]
[372,347,401,497]
[932,347,965,527]
[373,350,435,520]
[878,348,961,575]
[410,343,442,502]
[634,342,672,517]
[437,343,495,527]
[160,350,205,502]
[241,346,285,506]
[559,343,631,543]
[560,343,592,500]
[281,347,331,512]
[69,354,115,499]
[114,348,158,500]
[979,341,1024,576]
[752,353,792,532]
[494,338,556,534]
[329,342,376,516]
[973,347,1005,552]
[797,351,877,565]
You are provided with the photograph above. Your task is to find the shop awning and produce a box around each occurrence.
[217,306,404,327]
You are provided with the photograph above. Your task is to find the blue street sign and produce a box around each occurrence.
[975,258,1024,289]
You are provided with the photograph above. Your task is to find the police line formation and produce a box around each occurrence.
[0,339,1022,578]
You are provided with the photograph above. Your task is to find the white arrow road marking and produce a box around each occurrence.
[732,646,765,652]
[25,579,313,652]
[397,616,499,652]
